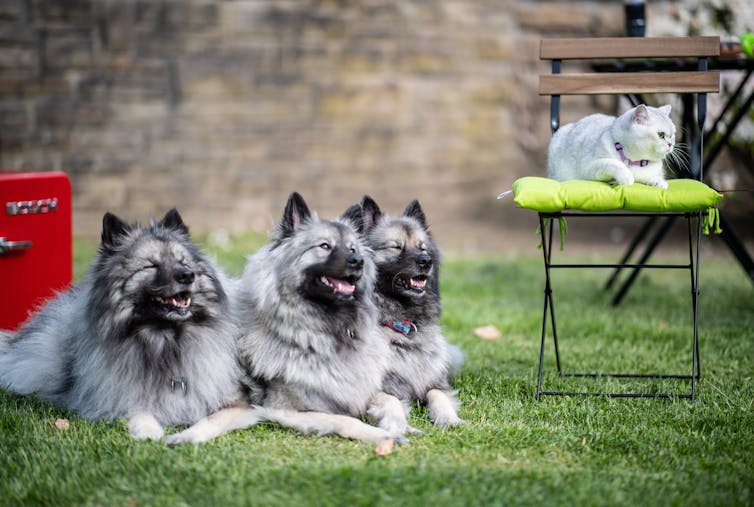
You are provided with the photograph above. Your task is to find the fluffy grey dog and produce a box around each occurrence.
[360,196,464,427]
[166,193,409,447]
[0,209,244,439]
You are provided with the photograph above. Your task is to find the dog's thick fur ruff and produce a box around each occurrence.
[0,209,244,439]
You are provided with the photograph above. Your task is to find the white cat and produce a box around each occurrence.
[546,104,678,189]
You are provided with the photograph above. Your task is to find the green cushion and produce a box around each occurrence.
[512,177,723,213]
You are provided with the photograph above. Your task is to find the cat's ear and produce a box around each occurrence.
[633,105,650,125]
[658,104,672,116]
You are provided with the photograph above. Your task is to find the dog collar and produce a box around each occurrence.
[380,319,417,336]
[615,142,649,167]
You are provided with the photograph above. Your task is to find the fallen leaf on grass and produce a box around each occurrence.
[53,418,70,430]
[374,438,395,456]
[474,325,502,340]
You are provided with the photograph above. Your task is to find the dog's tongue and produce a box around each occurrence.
[171,295,191,308]
[327,277,355,295]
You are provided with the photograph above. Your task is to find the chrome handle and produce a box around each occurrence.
[0,237,33,255]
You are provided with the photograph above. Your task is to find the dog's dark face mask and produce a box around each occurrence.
[276,192,370,308]
[375,244,435,301]
[303,239,365,305]
[141,260,197,323]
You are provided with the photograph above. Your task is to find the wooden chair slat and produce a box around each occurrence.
[540,36,720,60]
[539,71,720,96]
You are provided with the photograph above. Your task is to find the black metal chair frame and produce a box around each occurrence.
[536,210,702,400]
[535,39,716,401]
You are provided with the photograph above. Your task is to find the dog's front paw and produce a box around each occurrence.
[392,434,409,445]
[433,414,465,428]
[406,425,424,435]
[127,412,164,440]
[164,429,201,447]
[426,389,463,428]
[368,392,413,440]
[377,415,407,436]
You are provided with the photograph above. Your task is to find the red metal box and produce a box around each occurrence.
[0,171,72,331]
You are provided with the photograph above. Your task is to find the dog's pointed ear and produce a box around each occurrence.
[160,208,190,236]
[281,192,311,237]
[101,212,130,249]
[340,203,364,233]
[360,195,382,233]
[403,199,428,230]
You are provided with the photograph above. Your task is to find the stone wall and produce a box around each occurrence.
[0,1,750,251]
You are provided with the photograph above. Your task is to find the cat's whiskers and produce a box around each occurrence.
[666,142,690,177]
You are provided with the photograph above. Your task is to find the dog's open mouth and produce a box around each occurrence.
[396,274,428,294]
[320,275,357,296]
[153,291,192,315]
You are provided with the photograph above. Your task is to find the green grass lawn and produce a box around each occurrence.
[2,235,753,506]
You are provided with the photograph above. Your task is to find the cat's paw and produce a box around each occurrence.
[646,178,669,189]
[614,169,635,186]
[636,173,668,189]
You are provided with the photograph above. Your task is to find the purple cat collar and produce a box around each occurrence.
[380,319,417,336]
[615,142,649,167]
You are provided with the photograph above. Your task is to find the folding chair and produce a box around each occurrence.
[512,37,722,401]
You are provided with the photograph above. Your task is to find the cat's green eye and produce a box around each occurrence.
[658,132,666,139]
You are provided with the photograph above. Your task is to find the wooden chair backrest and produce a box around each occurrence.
[539,36,721,96]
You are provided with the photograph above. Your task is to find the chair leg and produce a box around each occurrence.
[537,285,548,401]
[548,287,562,374]
[689,212,703,401]
[688,213,701,379]
[537,215,550,399]
[547,219,562,374]
[537,215,563,399]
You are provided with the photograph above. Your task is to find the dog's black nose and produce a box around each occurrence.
[417,254,433,270]
[347,253,364,269]
[174,267,195,285]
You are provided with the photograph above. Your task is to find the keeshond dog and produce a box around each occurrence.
[0,209,244,440]
[360,196,464,427]
[166,193,409,447]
